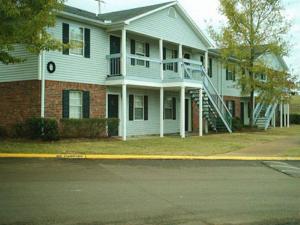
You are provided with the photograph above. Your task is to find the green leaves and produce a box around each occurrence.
[0,0,65,64]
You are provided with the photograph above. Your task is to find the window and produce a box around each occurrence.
[134,95,144,120]
[226,100,235,117]
[165,49,177,71]
[164,97,173,120]
[70,26,84,56]
[136,41,145,66]
[69,91,83,119]
[226,67,236,81]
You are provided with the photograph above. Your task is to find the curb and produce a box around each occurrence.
[0,153,300,161]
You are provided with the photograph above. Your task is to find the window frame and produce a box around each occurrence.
[133,95,144,121]
[69,91,83,119]
[69,25,85,57]
[226,67,236,81]
[135,41,146,66]
[164,97,174,120]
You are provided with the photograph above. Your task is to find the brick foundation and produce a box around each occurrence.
[45,80,106,120]
[0,80,41,128]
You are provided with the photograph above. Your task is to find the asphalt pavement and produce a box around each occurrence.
[0,159,300,225]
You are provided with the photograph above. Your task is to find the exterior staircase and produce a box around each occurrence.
[254,101,278,130]
[184,63,232,133]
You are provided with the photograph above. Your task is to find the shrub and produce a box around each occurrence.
[0,126,7,139]
[60,118,109,139]
[290,114,300,124]
[13,118,59,141]
[107,118,120,137]
[232,117,243,131]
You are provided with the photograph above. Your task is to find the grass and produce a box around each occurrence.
[291,95,300,114]
[0,125,299,156]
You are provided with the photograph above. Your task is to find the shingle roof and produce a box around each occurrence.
[63,1,175,23]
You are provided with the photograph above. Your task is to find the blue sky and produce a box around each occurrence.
[66,0,300,80]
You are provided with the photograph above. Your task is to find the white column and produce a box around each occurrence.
[121,29,127,77]
[160,87,164,138]
[284,104,287,127]
[272,110,276,128]
[280,102,283,128]
[180,86,185,138]
[40,51,46,118]
[199,88,203,137]
[204,51,209,74]
[178,44,183,79]
[287,104,290,128]
[122,84,127,141]
[204,119,209,134]
[159,39,164,81]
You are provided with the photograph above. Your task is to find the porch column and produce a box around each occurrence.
[160,87,164,138]
[272,110,276,128]
[204,51,209,74]
[180,86,185,138]
[122,84,127,141]
[287,104,290,128]
[121,29,127,77]
[199,88,203,137]
[159,39,164,81]
[284,104,287,127]
[178,44,183,79]
[280,102,283,128]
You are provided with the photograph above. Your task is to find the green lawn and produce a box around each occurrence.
[291,95,300,114]
[0,126,299,156]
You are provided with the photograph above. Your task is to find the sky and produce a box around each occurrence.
[65,0,300,80]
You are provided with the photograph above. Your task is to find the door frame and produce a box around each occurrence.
[185,97,192,132]
[106,92,121,136]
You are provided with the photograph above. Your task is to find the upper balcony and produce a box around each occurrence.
[105,30,208,87]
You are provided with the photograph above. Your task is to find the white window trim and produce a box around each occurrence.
[133,94,144,121]
[69,91,83,119]
[69,25,85,57]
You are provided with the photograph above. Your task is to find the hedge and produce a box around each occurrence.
[290,114,300,124]
[0,125,6,139]
[60,118,119,139]
[232,117,243,131]
[12,118,59,141]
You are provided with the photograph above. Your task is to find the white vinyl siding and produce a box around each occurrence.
[69,91,83,119]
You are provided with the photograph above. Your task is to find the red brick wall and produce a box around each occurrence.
[0,80,41,128]
[45,80,106,120]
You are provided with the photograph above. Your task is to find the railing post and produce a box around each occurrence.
[159,39,164,81]
[178,44,183,79]
[121,29,127,77]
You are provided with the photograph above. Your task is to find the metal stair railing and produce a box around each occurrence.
[253,102,264,123]
[264,103,278,130]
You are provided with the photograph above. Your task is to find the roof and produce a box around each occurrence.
[63,1,175,23]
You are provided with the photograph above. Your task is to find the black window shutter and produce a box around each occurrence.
[130,40,136,66]
[145,43,150,68]
[62,23,69,55]
[226,67,229,80]
[172,97,176,120]
[144,96,148,120]
[163,47,166,71]
[83,91,90,118]
[62,90,70,118]
[84,28,91,58]
[174,50,178,73]
[200,56,204,65]
[129,95,134,121]
[209,58,212,77]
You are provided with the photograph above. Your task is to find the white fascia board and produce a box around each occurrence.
[125,2,177,24]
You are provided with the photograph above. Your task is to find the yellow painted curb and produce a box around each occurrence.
[0,153,300,161]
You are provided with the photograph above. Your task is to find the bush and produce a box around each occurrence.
[232,117,243,131]
[107,118,120,137]
[60,118,109,139]
[290,114,300,124]
[13,118,59,141]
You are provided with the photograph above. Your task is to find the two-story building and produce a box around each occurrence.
[0,1,290,140]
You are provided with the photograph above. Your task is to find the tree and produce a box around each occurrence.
[0,0,65,64]
[209,0,296,126]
